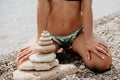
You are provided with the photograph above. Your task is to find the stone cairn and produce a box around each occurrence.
[13,31,78,80]
[19,31,59,71]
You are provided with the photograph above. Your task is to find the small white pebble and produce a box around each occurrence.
[79,65,85,70]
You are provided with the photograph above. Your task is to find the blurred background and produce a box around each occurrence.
[0,0,120,55]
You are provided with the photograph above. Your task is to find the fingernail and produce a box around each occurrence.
[107,54,110,56]
[102,56,105,60]
[87,57,90,60]
[16,57,19,60]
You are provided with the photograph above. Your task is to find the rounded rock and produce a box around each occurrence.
[79,65,85,70]
[29,53,56,63]
[39,36,52,41]
[18,59,59,71]
[41,32,51,37]
[35,44,55,54]
[13,64,78,80]
[38,40,53,46]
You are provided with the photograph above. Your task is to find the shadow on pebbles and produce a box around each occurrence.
[0,11,120,80]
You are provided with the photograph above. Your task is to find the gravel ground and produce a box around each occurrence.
[0,11,120,80]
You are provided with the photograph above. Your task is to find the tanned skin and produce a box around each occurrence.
[16,0,112,72]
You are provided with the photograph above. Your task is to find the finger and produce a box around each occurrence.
[18,49,33,60]
[17,47,30,57]
[98,41,109,49]
[18,50,35,64]
[95,46,109,56]
[20,46,30,52]
[57,48,64,53]
[16,57,21,68]
[86,51,90,60]
[16,62,19,68]
[15,58,19,68]
[97,45,110,57]
[18,48,31,57]
[92,49,105,60]
[18,52,34,67]
[16,56,23,68]
[17,49,28,58]
[17,57,28,67]
[98,44,109,53]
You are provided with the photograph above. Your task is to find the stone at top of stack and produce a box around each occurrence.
[18,31,59,71]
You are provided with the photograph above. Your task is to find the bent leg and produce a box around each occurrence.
[72,32,112,72]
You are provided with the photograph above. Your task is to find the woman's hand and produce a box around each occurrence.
[15,37,37,68]
[84,35,110,60]
[16,44,36,68]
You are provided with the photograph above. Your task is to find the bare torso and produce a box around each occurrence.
[47,0,82,36]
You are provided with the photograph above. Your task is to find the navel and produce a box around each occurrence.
[60,22,64,27]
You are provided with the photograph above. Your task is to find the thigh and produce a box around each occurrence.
[72,32,92,66]
[72,33,112,71]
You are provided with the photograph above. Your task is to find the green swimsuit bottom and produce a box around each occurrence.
[48,26,84,49]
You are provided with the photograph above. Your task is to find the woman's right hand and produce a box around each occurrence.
[16,45,36,68]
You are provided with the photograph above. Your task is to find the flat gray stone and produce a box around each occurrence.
[13,64,78,80]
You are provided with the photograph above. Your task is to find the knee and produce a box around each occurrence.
[94,56,112,72]
[84,55,112,72]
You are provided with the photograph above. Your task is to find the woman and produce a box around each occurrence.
[16,0,112,72]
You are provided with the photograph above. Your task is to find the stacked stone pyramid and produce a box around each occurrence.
[13,31,78,80]
[18,31,59,71]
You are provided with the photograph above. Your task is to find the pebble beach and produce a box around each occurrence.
[0,0,120,80]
